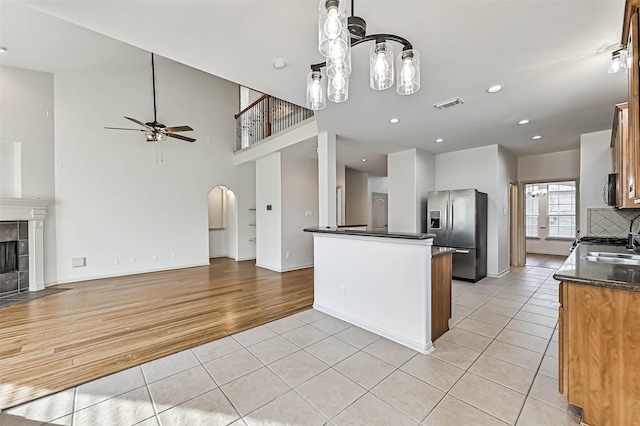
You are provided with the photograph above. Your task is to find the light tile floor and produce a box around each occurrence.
[2,265,583,426]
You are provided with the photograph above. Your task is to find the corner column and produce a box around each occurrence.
[318,131,337,227]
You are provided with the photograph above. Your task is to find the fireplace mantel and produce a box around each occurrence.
[0,198,50,291]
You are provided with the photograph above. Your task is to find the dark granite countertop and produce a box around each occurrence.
[304,226,436,240]
[432,247,456,257]
[553,243,640,292]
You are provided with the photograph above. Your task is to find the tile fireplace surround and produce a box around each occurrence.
[0,198,49,292]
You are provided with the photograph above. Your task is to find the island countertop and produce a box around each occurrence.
[553,243,640,292]
[304,226,436,240]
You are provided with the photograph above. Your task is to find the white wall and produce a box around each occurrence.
[388,149,418,233]
[580,129,613,237]
[281,151,318,271]
[388,148,436,234]
[336,163,346,225]
[226,189,238,260]
[256,152,282,271]
[53,54,255,283]
[234,162,257,261]
[497,146,517,273]
[435,145,502,276]
[518,149,580,182]
[345,169,369,225]
[0,65,57,284]
[416,150,436,233]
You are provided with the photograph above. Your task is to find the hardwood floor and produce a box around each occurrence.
[0,258,314,409]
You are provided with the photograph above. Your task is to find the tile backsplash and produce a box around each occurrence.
[587,208,640,237]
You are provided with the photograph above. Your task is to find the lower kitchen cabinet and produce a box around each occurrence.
[558,281,640,425]
[431,252,452,341]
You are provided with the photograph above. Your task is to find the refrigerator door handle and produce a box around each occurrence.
[455,249,470,254]
[450,201,454,233]
[445,200,449,239]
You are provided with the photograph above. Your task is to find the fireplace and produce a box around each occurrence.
[0,199,49,293]
[0,222,29,298]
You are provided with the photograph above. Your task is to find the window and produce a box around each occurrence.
[547,184,576,238]
[525,184,540,237]
[525,181,577,240]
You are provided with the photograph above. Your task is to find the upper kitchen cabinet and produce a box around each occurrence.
[622,0,640,205]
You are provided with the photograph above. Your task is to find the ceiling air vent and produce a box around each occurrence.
[433,97,464,111]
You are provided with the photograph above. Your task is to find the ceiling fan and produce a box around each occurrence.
[105,53,196,143]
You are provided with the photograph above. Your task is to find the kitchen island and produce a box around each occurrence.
[554,243,640,426]
[304,227,453,353]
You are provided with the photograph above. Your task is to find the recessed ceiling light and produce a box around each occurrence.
[435,138,444,143]
[272,58,287,70]
[518,119,530,125]
[532,135,542,140]
[0,47,7,53]
[361,158,367,162]
[487,85,504,93]
[389,118,399,124]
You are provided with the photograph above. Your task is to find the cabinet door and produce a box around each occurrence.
[628,12,639,200]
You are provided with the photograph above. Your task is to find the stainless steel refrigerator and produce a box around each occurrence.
[427,189,488,282]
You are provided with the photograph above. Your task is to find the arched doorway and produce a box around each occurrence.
[207,185,239,261]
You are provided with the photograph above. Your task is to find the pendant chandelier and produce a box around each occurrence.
[306,0,421,110]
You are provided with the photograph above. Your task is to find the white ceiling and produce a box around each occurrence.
[1,0,629,176]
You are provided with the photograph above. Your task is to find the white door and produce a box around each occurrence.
[372,193,388,231]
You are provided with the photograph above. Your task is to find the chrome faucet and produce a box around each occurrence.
[627,212,640,251]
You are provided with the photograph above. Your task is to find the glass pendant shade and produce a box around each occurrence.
[370,42,394,90]
[396,49,420,95]
[608,49,628,74]
[319,0,347,57]
[327,70,349,103]
[327,31,351,78]
[306,70,326,110]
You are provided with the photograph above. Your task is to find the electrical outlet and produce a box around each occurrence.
[340,285,346,296]
[72,257,86,268]
[113,258,119,265]
[286,251,291,259]
[152,255,157,261]
[305,211,313,217]
[171,253,177,259]
[130,256,136,264]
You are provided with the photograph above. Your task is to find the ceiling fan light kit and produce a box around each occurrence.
[105,53,196,144]
[306,0,421,110]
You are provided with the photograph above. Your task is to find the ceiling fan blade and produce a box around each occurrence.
[104,127,146,131]
[124,116,151,128]
[165,125,193,133]
[166,132,196,143]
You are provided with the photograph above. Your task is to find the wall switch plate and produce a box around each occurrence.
[152,255,157,261]
[286,251,291,258]
[113,258,119,265]
[72,257,86,268]
[171,253,177,259]
[130,256,136,263]
[340,285,346,296]
[305,211,313,217]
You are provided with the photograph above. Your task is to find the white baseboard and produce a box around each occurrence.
[209,254,230,259]
[487,268,511,278]
[255,263,313,273]
[235,256,257,262]
[313,303,434,354]
[54,262,210,285]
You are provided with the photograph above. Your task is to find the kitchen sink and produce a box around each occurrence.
[583,251,640,266]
